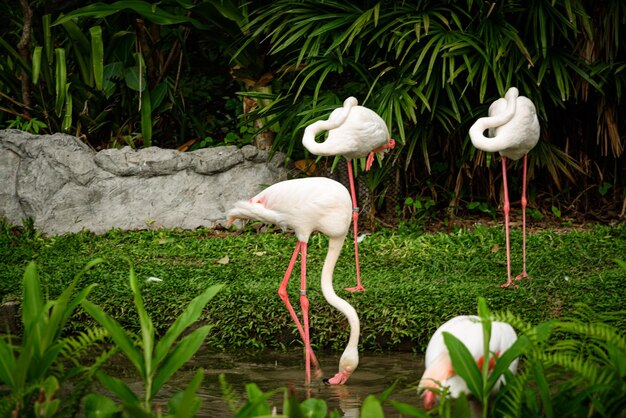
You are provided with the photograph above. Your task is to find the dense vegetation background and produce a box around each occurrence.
[1,0,625,227]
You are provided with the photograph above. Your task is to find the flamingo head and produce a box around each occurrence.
[343,96,358,108]
[423,389,438,409]
[323,348,359,385]
[504,87,519,102]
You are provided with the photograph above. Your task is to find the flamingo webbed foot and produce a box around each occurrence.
[514,272,532,281]
[345,285,365,292]
[499,280,518,289]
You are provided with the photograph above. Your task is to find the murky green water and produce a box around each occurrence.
[109,349,425,417]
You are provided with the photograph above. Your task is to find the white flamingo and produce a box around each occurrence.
[228,177,360,385]
[419,315,519,410]
[469,87,540,288]
[302,97,395,292]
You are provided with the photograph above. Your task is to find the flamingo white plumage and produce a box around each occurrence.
[227,177,360,385]
[469,87,540,288]
[419,315,518,409]
[302,97,395,292]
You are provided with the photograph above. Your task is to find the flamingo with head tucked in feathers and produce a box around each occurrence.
[469,87,540,288]
[302,97,395,292]
[227,177,360,385]
[419,315,519,410]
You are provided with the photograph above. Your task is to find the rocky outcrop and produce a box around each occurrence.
[0,130,288,235]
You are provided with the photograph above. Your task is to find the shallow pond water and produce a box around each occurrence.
[110,348,425,417]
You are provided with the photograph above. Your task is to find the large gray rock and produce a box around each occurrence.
[0,130,288,235]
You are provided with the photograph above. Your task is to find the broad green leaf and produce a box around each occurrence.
[22,262,44,330]
[487,336,529,390]
[95,371,139,405]
[55,48,67,116]
[153,283,223,367]
[151,325,212,397]
[14,339,34,389]
[61,20,92,85]
[60,20,91,54]
[208,0,244,24]
[122,404,153,418]
[104,61,125,80]
[140,90,152,146]
[150,82,168,110]
[532,361,554,418]
[36,343,65,380]
[167,368,204,418]
[82,300,144,376]
[124,66,145,92]
[83,393,120,417]
[32,47,42,85]
[388,400,430,417]
[360,395,384,418]
[90,26,104,90]
[62,83,72,131]
[300,398,327,418]
[0,341,16,387]
[42,14,53,62]
[64,284,98,325]
[47,260,102,345]
[477,297,490,319]
[453,392,472,418]
[238,383,273,417]
[128,265,154,378]
[53,1,207,29]
[103,62,124,98]
[283,387,304,418]
[443,332,483,399]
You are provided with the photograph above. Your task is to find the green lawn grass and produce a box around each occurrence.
[1,221,625,353]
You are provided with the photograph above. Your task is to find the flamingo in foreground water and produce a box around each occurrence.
[419,315,519,410]
[469,87,540,288]
[302,97,395,292]
[227,177,360,385]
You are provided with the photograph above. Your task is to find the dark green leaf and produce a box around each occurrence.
[361,395,385,418]
[95,371,139,405]
[151,325,211,396]
[153,284,223,367]
[443,332,483,399]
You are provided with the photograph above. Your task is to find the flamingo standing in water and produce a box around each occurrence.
[302,97,395,292]
[419,315,518,410]
[227,177,360,385]
[469,87,540,288]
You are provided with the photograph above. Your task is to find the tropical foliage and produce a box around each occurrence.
[0,259,223,417]
[1,0,625,221]
[1,259,624,417]
[239,0,626,219]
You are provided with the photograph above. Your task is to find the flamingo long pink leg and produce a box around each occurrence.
[277,241,321,382]
[500,157,517,289]
[345,161,365,292]
[299,242,314,384]
[515,154,532,281]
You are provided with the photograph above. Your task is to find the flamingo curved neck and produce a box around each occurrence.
[302,121,336,156]
[321,237,360,347]
[468,94,518,153]
[302,99,357,156]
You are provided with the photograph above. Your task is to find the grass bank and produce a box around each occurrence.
[1,221,625,353]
